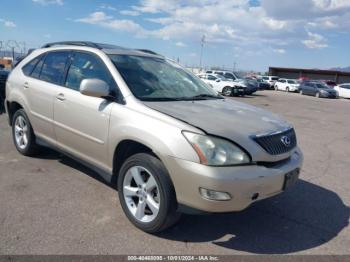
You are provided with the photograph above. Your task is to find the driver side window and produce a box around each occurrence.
[65,52,115,92]
[208,75,216,81]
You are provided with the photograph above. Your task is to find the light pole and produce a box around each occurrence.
[199,35,206,70]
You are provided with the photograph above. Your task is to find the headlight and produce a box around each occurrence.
[182,131,250,166]
[320,89,328,93]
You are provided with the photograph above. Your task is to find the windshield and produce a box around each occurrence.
[215,74,229,81]
[287,80,297,84]
[109,55,221,101]
[315,83,329,89]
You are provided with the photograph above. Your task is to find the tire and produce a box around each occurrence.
[118,153,180,233]
[0,94,4,114]
[12,109,40,156]
[222,86,232,96]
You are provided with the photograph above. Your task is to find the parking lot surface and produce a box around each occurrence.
[0,91,349,255]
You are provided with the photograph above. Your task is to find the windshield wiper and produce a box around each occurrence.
[188,94,224,100]
[140,97,185,101]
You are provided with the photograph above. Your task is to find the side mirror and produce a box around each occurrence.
[216,79,221,82]
[80,79,110,98]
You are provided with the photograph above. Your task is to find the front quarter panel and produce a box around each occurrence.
[107,100,201,170]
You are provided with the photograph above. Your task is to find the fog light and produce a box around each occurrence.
[199,188,231,201]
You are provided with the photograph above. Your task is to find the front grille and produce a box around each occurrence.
[253,128,297,155]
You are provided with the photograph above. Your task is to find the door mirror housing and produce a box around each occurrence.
[215,79,221,82]
[80,79,110,98]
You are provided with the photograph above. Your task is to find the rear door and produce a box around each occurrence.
[23,51,70,144]
[53,51,116,170]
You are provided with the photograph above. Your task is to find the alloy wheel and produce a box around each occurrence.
[123,166,160,223]
[14,115,29,150]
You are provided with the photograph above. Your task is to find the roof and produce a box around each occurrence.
[41,41,163,58]
[270,66,350,76]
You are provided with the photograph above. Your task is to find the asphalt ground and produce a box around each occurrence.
[0,90,349,255]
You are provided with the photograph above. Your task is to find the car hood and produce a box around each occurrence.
[144,99,291,142]
[319,88,336,92]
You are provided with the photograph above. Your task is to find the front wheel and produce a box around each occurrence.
[12,109,40,156]
[222,86,232,96]
[118,153,180,233]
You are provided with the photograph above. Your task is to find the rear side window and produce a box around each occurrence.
[65,52,114,91]
[31,56,46,79]
[22,55,42,76]
[40,51,70,85]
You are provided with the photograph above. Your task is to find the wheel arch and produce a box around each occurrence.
[6,101,23,126]
[111,139,160,185]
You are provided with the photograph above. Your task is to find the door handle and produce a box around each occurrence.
[23,82,29,89]
[56,93,66,101]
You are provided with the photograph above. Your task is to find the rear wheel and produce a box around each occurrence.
[12,109,40,156]
[118,153,180,233]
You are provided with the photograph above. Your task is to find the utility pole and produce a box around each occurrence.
[199,35,206,70]
[7,40,19,61]
[233,61,237,72]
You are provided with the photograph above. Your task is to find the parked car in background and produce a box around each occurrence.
[320,80,337,88]
[234,79,258,95]
[5,41,303,233]
[299,81,338,98]
[0,68,10,113]
[275,79,300,92]
[205,70,240,81]
[334,83,350,99]
[256,78,271,90]
[198,73,244,95]
[262,76,279,89]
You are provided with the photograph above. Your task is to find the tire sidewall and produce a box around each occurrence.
[117,153,177,233]
[12,109,36,155]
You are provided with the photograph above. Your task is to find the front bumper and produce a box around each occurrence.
[163,147,303,213]
[230,87,245,96]
[321,92,338,98]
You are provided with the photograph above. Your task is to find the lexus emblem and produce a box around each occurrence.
[281,135,291,147]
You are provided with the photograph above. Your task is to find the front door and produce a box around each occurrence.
[53,51,116,170]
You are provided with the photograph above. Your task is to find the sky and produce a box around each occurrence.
[1,0,350,72]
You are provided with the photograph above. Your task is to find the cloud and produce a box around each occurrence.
[1,19,16,28]
[120,10,140,16]
[99,4,117,11]
[273,48,286,54]
[175,41,186,47]
[302,32,328,49]
[76,12,146,37]
[75,0,350,52]
[32,0,63,5]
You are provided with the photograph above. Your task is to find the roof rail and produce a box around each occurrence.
[136,49,160,55]
[42,41,101,49]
